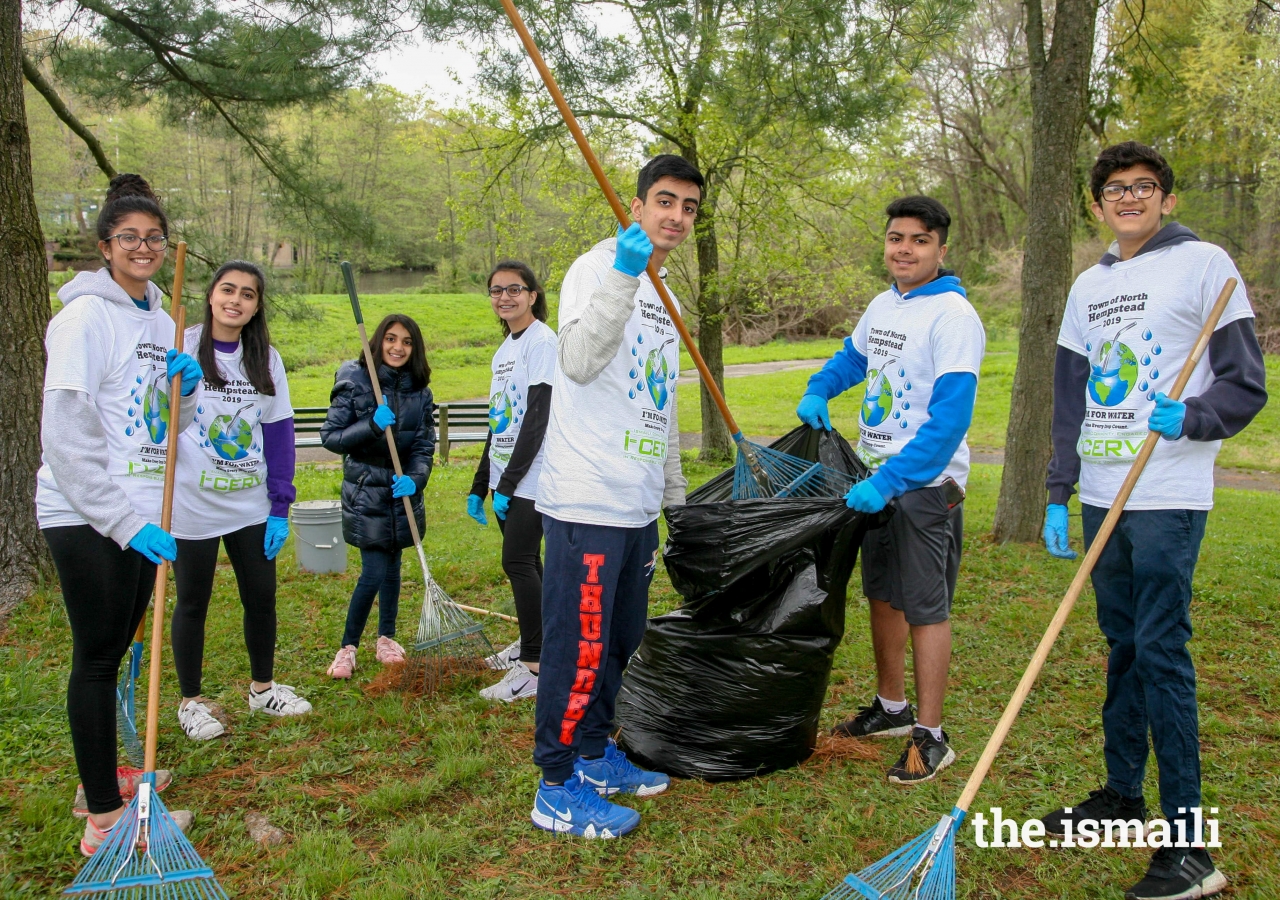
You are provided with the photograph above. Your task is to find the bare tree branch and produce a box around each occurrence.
[21,51,116,178]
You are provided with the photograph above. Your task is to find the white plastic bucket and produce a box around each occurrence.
[290,500,347,574]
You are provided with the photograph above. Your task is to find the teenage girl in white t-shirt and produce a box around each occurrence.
[36,174,201,856]
[467,260,557,702]
[169,261,312,741]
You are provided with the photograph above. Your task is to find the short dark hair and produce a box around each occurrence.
[199,260,276,395]
[1090,141,1174,201]
[487,259,549,337]
[885,195,951,245]
[636,154,704,203]
[369,313,431,390]
[98,173,169,244]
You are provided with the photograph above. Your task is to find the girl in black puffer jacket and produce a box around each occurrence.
[320,314,435,677]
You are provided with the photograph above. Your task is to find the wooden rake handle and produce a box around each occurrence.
[143,242,188,773]
[340,263,425,551]
[495,0,744,441]
[955,277,1238,813]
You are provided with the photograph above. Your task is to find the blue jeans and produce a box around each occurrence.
[340,547,402,648]
[1082,504,1208,823]
[533,516,658,783]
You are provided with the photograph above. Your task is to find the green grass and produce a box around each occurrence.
[2,458,1278,898]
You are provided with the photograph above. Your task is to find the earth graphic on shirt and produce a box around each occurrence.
[207,412,254,461]
[489,389,514,434]
[141,370,170,444]
[861,369,894,428]
[644,346,673,411]
[1087,341,1139,407]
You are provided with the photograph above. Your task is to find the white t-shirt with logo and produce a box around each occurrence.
[1058,241,1252,511]
[537,238,681,527]
[37,295,181,529]
[487,319,557,499]
[171,326,293,539]
[851,287,986,489]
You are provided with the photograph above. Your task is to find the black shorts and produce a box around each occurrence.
[860,484,963,626]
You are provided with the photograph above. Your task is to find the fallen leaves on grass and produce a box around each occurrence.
[805,733,881,768]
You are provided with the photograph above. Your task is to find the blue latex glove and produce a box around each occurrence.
[845,479,888,513]
[1148,392,1186,440]
[263,515,289,560]
[392,474,416,498]
[796,393,832,431]
[493,491,511,521]
[373,395,396,431]
[1043,503,1077,559]
[165,349,202,396]
[466,493,488,526]
[613,223,653,278]
[129,523,176,564]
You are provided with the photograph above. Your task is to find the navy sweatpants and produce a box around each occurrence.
[533,515,658,783]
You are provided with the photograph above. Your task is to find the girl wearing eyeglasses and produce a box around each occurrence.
[168,261,312,741]
[321,314,436,678]
[36,173,201,855]
[467,261,555,702]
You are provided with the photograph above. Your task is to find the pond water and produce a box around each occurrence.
[354,270,433,294]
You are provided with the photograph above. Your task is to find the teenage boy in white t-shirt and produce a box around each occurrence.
[530,155,697,838]
[796,195,985,785]
[1037,142,1265,900]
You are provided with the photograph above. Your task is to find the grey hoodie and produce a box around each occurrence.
[41,269,197,547]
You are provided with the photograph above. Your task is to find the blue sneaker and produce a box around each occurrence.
[531,775,641,838]
[575,742,670,797]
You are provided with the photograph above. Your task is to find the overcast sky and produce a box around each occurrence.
[371,36,481,104]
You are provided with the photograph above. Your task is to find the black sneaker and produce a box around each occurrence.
[1125,847,1226,899]
[832,697,916,739]
[886,726,955,784]
[1038,786,1147,838]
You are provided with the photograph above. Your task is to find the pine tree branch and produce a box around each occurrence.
[21,51,116,179]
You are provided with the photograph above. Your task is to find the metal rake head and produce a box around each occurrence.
[821,809,963,900]
[64,780,227,898]
[403,576,495,694]
[732,441,857,500]
[116,644,143,767]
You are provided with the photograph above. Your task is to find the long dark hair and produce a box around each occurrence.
[487,259,548,337]
[97,174,169,247]
[369,314,430,389]
[198,260,275,395]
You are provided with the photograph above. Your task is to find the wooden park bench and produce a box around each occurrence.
[292,401,489,463]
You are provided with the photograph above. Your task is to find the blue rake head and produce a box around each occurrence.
[731,440,856,501]
[821,809,964,900]
[116,643,143,767]
[64,779,227,898]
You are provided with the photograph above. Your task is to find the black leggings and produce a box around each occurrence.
[172,522,276,697]
[44,525,154,815]
[497,495,543,663]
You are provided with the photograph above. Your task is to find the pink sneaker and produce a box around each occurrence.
[73,768,173,818]
[327,645,357,679]
[375,636,406,665]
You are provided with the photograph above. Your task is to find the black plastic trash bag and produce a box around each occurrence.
[615,426,889,781]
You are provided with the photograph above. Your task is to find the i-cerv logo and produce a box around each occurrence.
[622,429,666,462]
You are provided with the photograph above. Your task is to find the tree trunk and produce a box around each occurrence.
[993,0,1097,543]
[0,0,52,618]
[693,183,732,461]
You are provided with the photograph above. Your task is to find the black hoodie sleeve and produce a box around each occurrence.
[1046,345,1090,506]
[495,383,552,497]
[471,431,493,496]
[1181,318,1268,441]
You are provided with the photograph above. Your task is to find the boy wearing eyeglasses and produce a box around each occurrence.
[1039,141,1265,900]
[529,154,701,839]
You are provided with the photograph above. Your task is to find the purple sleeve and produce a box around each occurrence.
[261,417,297,518]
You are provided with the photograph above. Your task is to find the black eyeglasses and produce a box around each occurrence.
[105,233,169,251]
[489,284,532,298]
[1100,181,1160,202]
